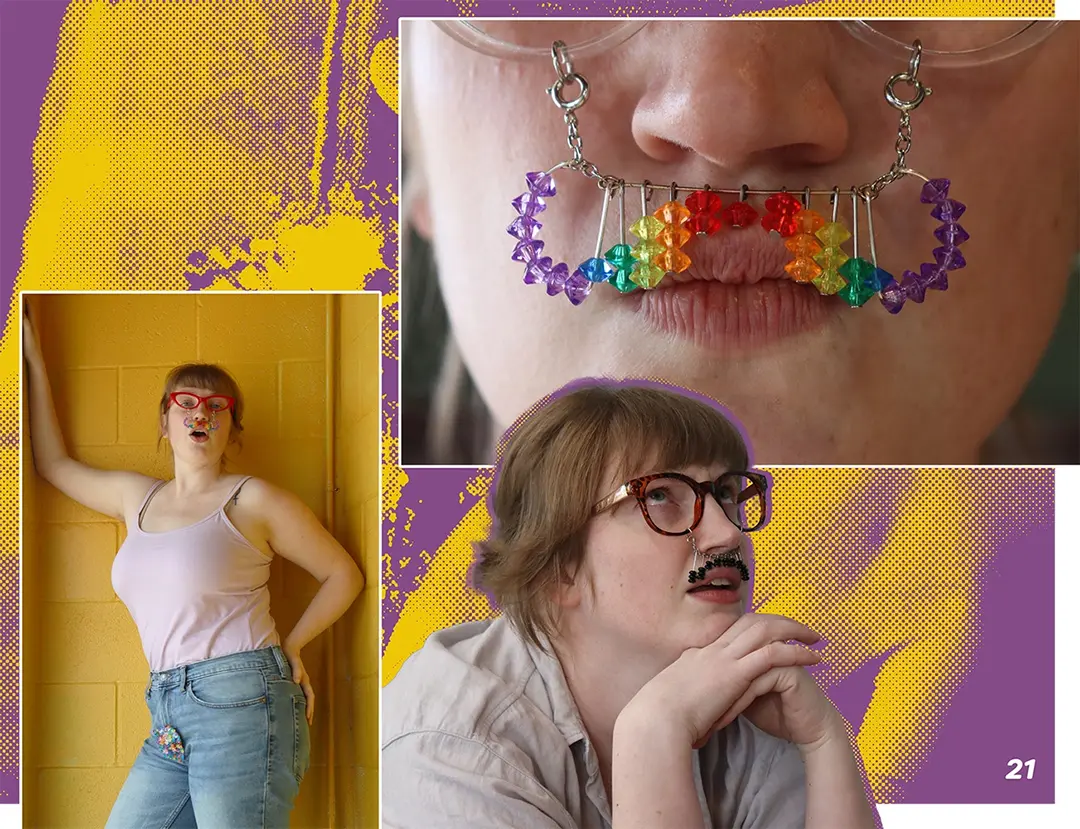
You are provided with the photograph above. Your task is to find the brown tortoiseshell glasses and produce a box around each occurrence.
[593,471,769,535]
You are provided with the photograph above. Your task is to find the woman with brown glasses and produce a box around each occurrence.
[383,380,878,829]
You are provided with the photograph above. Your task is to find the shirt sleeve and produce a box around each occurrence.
[382,730,580,829]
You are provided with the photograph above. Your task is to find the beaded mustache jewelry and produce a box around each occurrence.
[687,532,750,585]
[508,39,967,315]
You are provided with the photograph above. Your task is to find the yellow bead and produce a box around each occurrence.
[813,247,849,269]
[813,268,847,295]
[631,262,666,288]
[630,215,665,240]
[816,221,851,247]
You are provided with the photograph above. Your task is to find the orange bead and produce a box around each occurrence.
[656,248,691,273]
[784,234,823,257]
[793,209,825,235]
[654,200,690,226]
[785,258,823,283]
[658,226,691,248]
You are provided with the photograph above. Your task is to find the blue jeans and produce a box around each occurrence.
[105,646,311,829]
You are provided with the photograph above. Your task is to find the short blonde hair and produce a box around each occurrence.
[475,379,749,649]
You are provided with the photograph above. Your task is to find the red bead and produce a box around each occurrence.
[685,189,723,214]
[722,201,759,228]
[687,214,723,235]
[764,192,801,214]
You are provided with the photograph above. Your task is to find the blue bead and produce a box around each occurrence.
[578,256,616,283]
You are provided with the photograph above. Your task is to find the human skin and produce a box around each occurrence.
[405,21,1079,464]
[553,459,874,827]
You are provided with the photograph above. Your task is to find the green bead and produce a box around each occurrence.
[611,269,638,293]
[604,243,636,272]
[839,256,876,284]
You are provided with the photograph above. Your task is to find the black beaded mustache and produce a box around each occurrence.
[688,554,750,585]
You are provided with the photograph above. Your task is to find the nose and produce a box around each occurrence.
[628,22,849,174]
[692,491,745,554]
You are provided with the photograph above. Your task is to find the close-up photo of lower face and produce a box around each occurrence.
[20,292,381,828]
[400,19,1080,466]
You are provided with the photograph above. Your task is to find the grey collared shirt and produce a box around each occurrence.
[382,618,807,828]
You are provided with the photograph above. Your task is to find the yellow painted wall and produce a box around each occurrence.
[22,292,380,827]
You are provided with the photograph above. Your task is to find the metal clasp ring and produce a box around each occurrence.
[884,72,932,111]
[884,39,932,112]
[549,72,590,111]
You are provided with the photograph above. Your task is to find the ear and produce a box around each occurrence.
[551,564,584,611]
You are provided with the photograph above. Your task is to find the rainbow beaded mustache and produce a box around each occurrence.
[507,40,968,315]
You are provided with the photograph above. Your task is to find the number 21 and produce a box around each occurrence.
[1005,759,1036,779]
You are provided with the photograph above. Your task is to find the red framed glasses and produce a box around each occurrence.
[168,391,235,413]
[593,470,769,535]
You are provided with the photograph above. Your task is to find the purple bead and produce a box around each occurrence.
[507,215,541,240]
[525,171,556,198]
[511,239,545,264]
[546,262,569,296]
[930,199,966,222]
[578,256,616,283]
[934,223,970,246]
[512,191,547,217]
[880,281,906,314]
[933,245,967,270]
[902,270,927,303]
[524,256,553,285]
[920,178,951,204]
[920,261,949,292]
[564,269,592,305]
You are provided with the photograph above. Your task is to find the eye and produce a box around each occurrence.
[175,394,198,408]
[208,398,229,411]
[644,486,671,504]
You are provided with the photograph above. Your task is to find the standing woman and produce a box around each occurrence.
[22,312,364,828]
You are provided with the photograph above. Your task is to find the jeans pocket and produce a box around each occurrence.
[187,668,268,709]
[292,696,311,782]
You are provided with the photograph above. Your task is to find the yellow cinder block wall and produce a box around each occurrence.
[22,293,380,828]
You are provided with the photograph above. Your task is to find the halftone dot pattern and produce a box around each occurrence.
[384,465,1054,803]
[0,367,18,791]
[746,0,1053,14]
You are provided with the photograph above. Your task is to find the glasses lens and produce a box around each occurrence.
[716,474,766,532]
[173,393,199,409]
[206,396,231,412]
[642,476,699,534]
[850,20,1059,67]
[434,20,646,61]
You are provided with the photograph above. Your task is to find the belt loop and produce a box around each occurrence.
[271,645,291,680]
[178,664,188,691]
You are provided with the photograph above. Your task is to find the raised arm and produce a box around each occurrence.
[22,312,153,521]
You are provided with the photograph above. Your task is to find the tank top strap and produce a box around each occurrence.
[135,479,168,526]
[220,475,255,511]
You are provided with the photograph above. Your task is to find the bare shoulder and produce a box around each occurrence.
[236,477,311,516]
[117,471,162,514]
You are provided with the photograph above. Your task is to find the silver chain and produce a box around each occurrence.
[547,39,933,201]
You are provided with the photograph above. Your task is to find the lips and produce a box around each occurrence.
[626,228,843,349]
[189,429,210,444]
